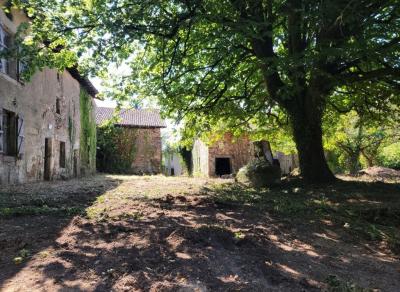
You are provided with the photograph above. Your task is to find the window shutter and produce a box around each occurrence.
[17,115,24,157]
[0,111,3,153]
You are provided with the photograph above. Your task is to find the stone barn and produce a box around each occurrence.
[192,133,253,177]
[0,6,97,185]
[95,107,166,174]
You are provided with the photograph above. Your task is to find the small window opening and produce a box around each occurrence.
[2,110,17,156]
[215,157,231,176]
[59,141,66,168]
[56,98,61,114]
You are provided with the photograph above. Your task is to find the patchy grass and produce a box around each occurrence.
[0,175,399,291]
[0,206,85,217]
[206,180,400,254]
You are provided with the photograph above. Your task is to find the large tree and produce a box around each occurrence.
[16,0,400,182]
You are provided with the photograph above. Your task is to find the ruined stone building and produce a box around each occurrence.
[0,6,98,185]
[192,133,254,177]
[95,107,166,174]
[192,132,300,177]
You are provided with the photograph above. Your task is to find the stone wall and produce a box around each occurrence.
[275,152,299,175]
[208,133,253,176]
[192,133,253,177]
[0,5,96,184]
[192,139,209,177]
[130,127,162,174]
[97,126,162,174]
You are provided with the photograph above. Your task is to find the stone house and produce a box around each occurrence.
[0,6,98,185]
[192,133,254,177]
[95,107,166,174]
[164,151,185,176]
[192,133,299,177]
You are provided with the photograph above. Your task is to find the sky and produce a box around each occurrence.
[90,77,181,147]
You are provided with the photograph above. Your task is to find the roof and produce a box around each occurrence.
[95,107,167,128]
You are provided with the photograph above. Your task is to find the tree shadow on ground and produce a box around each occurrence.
[0,177,399,291]
[0,175,122,288]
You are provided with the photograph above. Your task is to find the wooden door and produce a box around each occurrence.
[44,138,52,181]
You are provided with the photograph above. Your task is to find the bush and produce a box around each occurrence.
[378,143,400,170]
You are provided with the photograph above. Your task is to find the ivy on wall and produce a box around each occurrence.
[79,88,96,174]
[96,125,137,173]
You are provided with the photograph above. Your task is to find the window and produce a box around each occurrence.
[0,25,11,75]
[56,98,61,114]
[0,110,24,157]
[17,56,27,81]
[0,111,3,153]
[59,141,66,168]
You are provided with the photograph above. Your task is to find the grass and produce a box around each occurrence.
[326,275,373,292]
[1,175,399,253]
[0,205,84,218]
[207,181,400,254]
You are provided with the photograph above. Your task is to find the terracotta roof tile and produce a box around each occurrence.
[95,107,166,128]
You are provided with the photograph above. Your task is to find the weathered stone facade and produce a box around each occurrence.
[95,107,165,174]
[130,127,163,174]
[96,126,163,174]
[0,6,97,185]
[192,133,253,177]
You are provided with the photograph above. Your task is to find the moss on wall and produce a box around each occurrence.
[79,88,96,174]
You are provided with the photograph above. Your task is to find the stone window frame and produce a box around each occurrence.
[0,109,24,158]
[0,21,27,82]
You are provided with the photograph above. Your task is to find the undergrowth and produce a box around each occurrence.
[208,182,400,254]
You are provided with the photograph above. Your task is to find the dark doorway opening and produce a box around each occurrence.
[215,157,231,176]
[44,138,52,181]
[73,150,78,177]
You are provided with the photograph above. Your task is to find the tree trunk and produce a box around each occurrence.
[290,106,336,183]
[348,151,361,175]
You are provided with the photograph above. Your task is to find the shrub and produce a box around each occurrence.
[378,142,400,170]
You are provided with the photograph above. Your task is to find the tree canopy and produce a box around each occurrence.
[11,0,400,182]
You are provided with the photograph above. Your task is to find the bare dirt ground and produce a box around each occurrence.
[0,175,399,291]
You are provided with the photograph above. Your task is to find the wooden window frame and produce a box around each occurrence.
[0,25,10,75]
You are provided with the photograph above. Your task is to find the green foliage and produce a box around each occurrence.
[324,110,399,174]
[80,88,97,174]
[378,143,400,170]
[96,124,137,173]
[13,249,31,264]
[13,0,400,181]
[326,275,372,292]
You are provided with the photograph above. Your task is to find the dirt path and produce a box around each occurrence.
[0,175,399,291]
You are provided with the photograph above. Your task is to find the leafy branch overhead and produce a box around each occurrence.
[13,0,400,182]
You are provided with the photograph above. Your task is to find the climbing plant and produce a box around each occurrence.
[79,88,96,174]
[96,124,137,173]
